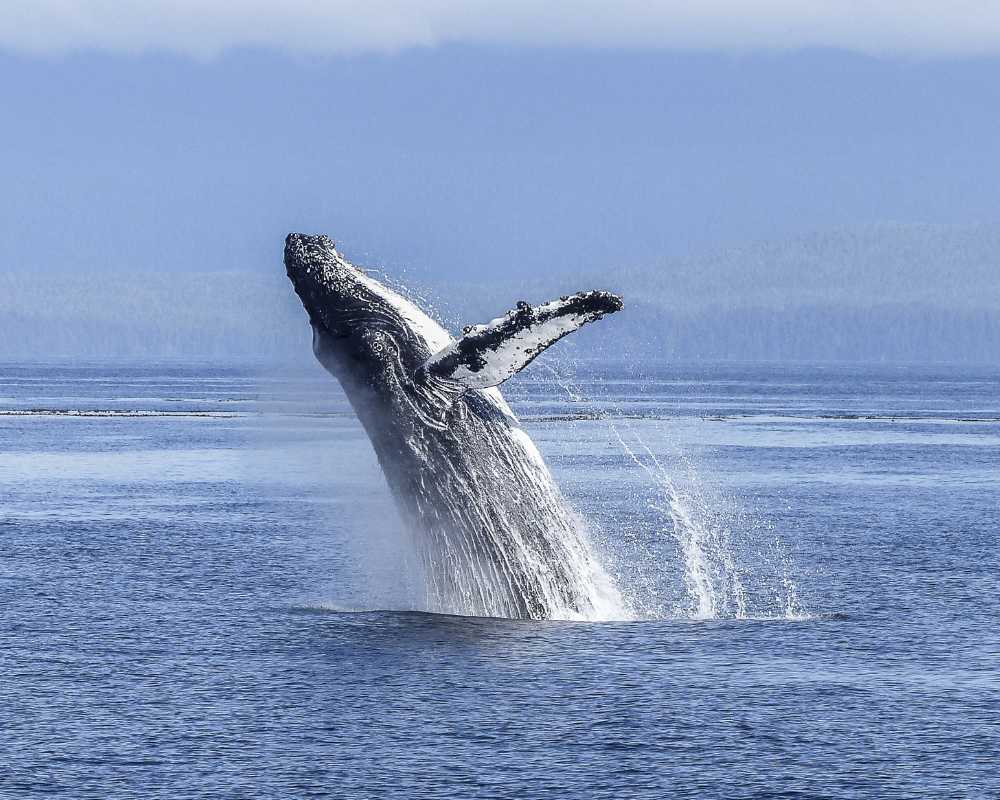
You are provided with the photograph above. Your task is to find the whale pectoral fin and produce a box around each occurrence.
[417,291,623,390]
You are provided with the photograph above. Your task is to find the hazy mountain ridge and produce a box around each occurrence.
[607,222,1000,311]
[2,224,998,363]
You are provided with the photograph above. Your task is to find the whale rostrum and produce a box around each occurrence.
[284,232,625,619]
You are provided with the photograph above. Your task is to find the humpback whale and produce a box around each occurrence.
[284,233,624,619]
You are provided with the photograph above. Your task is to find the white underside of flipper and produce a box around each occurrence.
[419,292,623,391]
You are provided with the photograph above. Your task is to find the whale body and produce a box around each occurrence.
[284,233,625,619]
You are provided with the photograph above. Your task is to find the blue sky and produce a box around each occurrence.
[2,4,999,279]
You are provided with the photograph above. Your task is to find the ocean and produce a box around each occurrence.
[1,360,998,798]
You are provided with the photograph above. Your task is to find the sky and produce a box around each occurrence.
[6,2,1000,57]
[2,3,1000,279]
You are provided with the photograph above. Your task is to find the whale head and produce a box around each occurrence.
[284,233,452,397]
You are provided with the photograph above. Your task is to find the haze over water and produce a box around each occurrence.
[2,360,997,797]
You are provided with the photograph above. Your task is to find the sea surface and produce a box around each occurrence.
[1,360,998,798]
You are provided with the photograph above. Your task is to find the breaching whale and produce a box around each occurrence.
[284,233,624,619]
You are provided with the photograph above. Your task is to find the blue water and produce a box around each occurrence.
[2,361,998,798]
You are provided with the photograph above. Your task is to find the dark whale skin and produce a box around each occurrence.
[285,233,622,619]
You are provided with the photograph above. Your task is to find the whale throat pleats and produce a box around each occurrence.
[418,291,623,390]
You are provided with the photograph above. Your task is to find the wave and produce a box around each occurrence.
[286,602,829,623]
[524,411,1000,424]
[0,408,360,419]
[0,409,244,418]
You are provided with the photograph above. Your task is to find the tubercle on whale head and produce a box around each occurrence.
[285,233,364,337]
[284,232,340,282]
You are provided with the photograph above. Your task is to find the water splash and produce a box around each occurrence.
[538,362,805,621]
